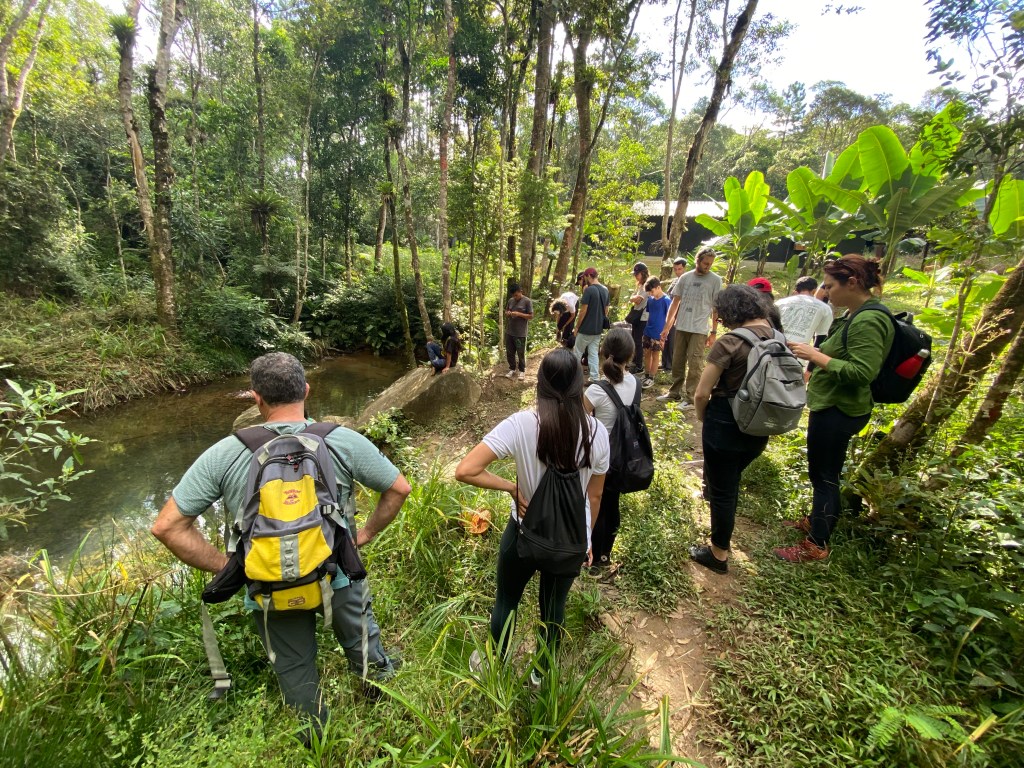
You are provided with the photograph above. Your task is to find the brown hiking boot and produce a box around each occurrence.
[773,539,829,563]
[782,516,811,534]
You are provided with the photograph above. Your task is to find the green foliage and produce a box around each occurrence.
[309,269,443,353]
[0,372,92,537]
[178,284,311,360]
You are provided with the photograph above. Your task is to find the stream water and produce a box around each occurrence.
[1,353,406,565]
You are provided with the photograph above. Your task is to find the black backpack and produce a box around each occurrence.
[596,379,655,493]
[515,468,588,577]
[841,304,933,404]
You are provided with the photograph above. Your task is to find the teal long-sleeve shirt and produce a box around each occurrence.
[807,298,895,417]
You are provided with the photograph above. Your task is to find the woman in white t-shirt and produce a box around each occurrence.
[456,348,609,683]
[583,328,639,570]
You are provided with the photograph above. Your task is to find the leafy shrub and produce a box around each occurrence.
[308,270,443,353]
[0,167,92,299]
[179,284,311,359]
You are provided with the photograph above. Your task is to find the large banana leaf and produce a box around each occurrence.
[858,126,910,200]
[694,213,731,236]
[887,178,977,237]
[827,144,863,189]
[743,170,770,222]
[786,167,819,224]
[811,177,866,215]
[991,177,1024,238]
[725,180,753,233]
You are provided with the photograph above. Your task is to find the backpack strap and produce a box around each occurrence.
[727,326,785,347]
[596,376,641,409]
[840,303,897,351]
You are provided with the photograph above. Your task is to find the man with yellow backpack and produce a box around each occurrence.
[151,352,411,739]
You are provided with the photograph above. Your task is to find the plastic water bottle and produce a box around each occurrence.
[894,349,930,378]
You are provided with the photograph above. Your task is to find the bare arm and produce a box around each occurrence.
[694,362,724,422]
[455,442,528,516]
[356,474,411,547]
[573,303,589,333]
[661,296,681,340]
[151,497,229,574]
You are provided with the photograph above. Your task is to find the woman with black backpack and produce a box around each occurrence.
[689,285,775,575]
[583,328,639,572]
[455,348,609,686]
[777,255,894,563]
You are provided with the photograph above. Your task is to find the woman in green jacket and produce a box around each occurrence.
[775,255,893,562]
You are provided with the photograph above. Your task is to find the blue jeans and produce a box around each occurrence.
[574,332,602,379]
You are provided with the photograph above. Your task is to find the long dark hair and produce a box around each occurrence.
[535,348,592,471]
[599,328,633,384]
[440,322,462,353]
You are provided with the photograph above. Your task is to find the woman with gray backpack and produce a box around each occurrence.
[689,285,780,574]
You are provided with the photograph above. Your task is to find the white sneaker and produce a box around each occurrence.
[517,371,526,381]
[504,370,516,379]
[528,669,543,689]
[641,376,655,389]
[678,401,694,410]
[656,394,679,402]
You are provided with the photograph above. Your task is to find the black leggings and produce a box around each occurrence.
[701,398,767,551]
[591,485,621,564]
[490,520,575,669]
[806,406,870,546]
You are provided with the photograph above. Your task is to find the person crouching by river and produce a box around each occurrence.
[689,286,773,574]
[583,328,638,571]
[776,255,893,563]
[455,348,609,686]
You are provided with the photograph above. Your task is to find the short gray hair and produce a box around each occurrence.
[250,352,306,406]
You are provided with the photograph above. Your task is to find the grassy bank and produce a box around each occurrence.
[0,293,252,411]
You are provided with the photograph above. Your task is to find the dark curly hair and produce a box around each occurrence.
[714,285,769,329]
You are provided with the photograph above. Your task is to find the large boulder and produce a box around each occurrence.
[356,367,480,429]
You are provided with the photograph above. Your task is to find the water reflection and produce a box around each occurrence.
[1,353,406,563]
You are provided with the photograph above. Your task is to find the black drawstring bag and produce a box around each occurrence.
[515,468,587,577]
[202,549,247,604]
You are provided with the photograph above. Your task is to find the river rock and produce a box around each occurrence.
[231,405,354,432]
[356,367,480,429]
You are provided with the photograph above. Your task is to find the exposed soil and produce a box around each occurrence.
[412,348,754,766]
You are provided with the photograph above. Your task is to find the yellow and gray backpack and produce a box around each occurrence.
[200,423,367,697]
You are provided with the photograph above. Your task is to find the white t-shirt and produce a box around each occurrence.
[776,294,834,345]
[482,410,610,542]
[585,374,640,434]
[560,291,579,313]
[671,269,722,334]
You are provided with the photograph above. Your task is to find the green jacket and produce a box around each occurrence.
[807,298,895,417]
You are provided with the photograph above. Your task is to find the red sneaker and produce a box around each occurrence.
[782,516,811,534]
[774,539,829,563]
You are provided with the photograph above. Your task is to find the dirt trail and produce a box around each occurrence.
[415,351,750,765]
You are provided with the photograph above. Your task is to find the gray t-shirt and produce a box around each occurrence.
[506,296,533,338]
[579,283,609,335]
[671,269,722,334]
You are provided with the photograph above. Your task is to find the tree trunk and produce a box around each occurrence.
[956,327,1024,451]
[661,0,698,260]
[467,120,480,363]
[145,0,185,331]
[552,2,640,288]
[374,197,387,271]
[252,0,266,191]
[378,28,414,365]
[0,0,49,169]
[396,35,433,342]
[292,60,318,324]
[860,255,1024,472]
[518,0,556,295]
[113,0,158,277]
[438,0,456,323]
[668,0,758,257]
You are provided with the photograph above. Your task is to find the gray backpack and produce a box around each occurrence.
[728,327,806,436]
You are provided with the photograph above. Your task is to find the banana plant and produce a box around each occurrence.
[694,170,782,283]
[810,105,986,276]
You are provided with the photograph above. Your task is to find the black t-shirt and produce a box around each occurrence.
[706,323,775,398]
[444,337,460,369]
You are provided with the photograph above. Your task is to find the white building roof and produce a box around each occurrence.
[632,200,726,218]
